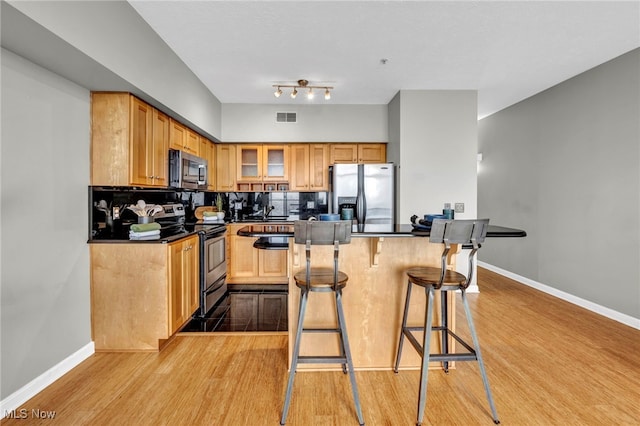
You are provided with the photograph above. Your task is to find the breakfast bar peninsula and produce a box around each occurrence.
[237,222,526,371]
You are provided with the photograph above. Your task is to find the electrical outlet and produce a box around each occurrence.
[307,201,315,209]
[454,202,465,213]
[444,203,451,210]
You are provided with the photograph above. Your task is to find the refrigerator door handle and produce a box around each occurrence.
[356,164,367,225]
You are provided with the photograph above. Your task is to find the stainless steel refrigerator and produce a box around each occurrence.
[331,163,395,226]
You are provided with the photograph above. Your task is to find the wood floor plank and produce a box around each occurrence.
[4,267,640,425]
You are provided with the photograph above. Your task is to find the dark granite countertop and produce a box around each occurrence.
[237,223,527,238]
[87,222,227,244]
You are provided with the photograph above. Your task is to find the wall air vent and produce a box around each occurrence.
[276,112,297,123]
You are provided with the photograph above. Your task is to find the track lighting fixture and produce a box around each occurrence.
[273,79,333,101]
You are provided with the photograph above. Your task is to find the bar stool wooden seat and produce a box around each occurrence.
[280,220,364,426]
[394,218,499,425]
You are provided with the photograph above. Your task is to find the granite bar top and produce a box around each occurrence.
[237,223,527,238]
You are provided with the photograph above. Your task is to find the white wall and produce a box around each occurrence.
[478,49,640,319]
[1,49,91,399]
[221,104,388,142]
[396,90,478,222]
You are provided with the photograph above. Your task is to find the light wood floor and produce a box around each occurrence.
[5,268,640,425]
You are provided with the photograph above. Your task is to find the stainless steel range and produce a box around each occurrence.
[196,224,227,317]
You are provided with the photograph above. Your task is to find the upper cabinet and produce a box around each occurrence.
[216,144,236,192]
[329,143,387,164]
[91,93,168,187]
[200,138,216,191]
[169,119,199,156]
[289,144,329,191]
[236,144,289,191]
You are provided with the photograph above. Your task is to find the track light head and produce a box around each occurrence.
[324,88,331,100]
[274,87,282,98]
[307,88,314,100]
[290,88,298,99]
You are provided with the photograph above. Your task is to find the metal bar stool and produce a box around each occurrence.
[280,220,364,426]
[394,218,499,425]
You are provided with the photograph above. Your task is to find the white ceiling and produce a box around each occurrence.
[128,1,639,118]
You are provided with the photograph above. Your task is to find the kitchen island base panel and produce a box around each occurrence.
[288,237,456,371]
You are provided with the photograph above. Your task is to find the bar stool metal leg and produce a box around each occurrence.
[394,278,413,373]
[335,290,365,426]
[460,290,500,424]
[416,286,435,426]
[440,290,449,373]
[280,289,309,425]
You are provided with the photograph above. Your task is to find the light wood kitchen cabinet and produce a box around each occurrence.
[227,223,288,284]
[91,93,168,187]
[200,138,216,190]
[329,143,387,164]
[236,144,290,190]
[289,144,329,191]
[169,235,199,334]
[90,234,199,352]
[216,144,236,191]
[169,119,199,156]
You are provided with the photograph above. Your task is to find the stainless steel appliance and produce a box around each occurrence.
[331,163,395,226]
[197,224,227,317]
[168,149,208,190]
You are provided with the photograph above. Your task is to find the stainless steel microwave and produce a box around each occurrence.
[168,149,208,190]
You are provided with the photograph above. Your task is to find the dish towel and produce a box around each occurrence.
[129,229,161,238]
[130,222,161,233]
[129,234,161,241]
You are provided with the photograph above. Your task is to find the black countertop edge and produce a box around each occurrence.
[237,223,526,238]
[87,229,199,244]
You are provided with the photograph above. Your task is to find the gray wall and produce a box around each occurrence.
[221,104,388,142]
[4,1,222,141]
[478,49,640,318]
[1,48,91,398]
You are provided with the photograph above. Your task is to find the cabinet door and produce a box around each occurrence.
[184,237,199,318]
[203,140,216,191]
[230,293,258,331]
[309,144,329,190]
[129,97,154,186]
[169,119,187,152]
[168,236,199,334]
[259,294,287,331]
[258,249,288,278]
[186,129,200,155]
[358,143,387,163]
[168,240,186,334]
[330,144,358,163]
[237,145,262,182]
[289,144,310,191]
[263,145,289,182]
[152,109,169,186]
[216,144,236,191]
[228,235,259,278]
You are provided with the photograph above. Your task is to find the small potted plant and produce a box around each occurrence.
[215,194,225,220]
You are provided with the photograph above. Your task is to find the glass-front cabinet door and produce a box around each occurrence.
[236,145,262,182]
[263,145,289,182]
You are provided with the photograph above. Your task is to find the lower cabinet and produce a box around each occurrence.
[90,235,199,351]
[227,224,288,284]
[229,292,287,331]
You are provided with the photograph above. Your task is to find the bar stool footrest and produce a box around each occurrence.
[302,327,341,333]
[298,355,348,364]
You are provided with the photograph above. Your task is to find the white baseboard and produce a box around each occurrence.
[1,342,95,417]
[478,261,640,330]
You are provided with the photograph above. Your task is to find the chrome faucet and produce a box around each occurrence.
[263,205,275,220]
